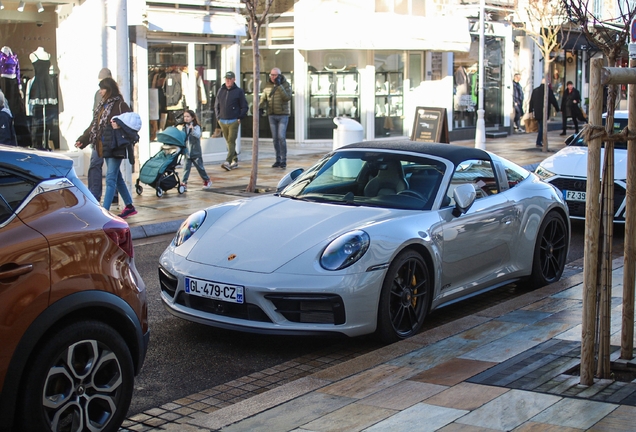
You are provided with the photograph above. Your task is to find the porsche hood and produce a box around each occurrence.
[539,146,628,180]
[185,196,401,273]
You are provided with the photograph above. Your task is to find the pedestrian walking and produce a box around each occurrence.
[107,112,141,219]
[259,67,292,168]
[214,71,248,171]
[75,77,137,217]
[0,90,18,146]
[529,80,559,147]
[180,109,212,190]
[512,73,524,133]
[560,81,583,135]
[86,68,113,203]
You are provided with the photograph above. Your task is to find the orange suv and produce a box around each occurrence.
[0,145,149,432]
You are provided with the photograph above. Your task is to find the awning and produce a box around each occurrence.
[145,10,246,36]
[558,31,598,51]
[295,2,470,52]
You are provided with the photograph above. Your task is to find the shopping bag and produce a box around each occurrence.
[524,116,538,133]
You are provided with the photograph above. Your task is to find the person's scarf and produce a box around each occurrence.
[88,95,121,146]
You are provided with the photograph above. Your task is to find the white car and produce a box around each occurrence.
[535,110,627,223]
[159,141,570,342]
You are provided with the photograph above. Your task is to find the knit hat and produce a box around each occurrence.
[98,68,112,80]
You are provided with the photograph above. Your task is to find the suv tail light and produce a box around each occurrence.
[104,219,134,258]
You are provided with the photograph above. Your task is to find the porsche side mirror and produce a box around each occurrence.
[277,168,304,192]
[452,184,476,217]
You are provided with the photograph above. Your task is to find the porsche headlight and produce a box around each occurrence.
[535,166,557,181]
[173,210,206,247]
[320,230,370,271]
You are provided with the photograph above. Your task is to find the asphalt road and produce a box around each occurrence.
[127,221,624,415]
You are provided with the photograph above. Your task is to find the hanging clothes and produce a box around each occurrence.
[0,47,32,148]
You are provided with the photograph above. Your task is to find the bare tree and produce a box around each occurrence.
[241,0,275,193]
[518,0,570,152]
[563,0,636,384]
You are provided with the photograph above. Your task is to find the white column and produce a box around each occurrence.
[116,0,133,196]
[475,0,486,149]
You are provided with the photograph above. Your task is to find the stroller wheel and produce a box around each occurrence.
[178,184,185,194]
[136,185,143,195]
[156,187,164,198]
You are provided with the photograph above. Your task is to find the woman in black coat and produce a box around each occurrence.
[560,81,583,135]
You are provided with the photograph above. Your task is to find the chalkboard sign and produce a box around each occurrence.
[410,107,449,143]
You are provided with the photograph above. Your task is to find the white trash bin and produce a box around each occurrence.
[332,117,364,178]
[333,117,363,150]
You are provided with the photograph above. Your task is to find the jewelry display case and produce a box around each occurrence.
[375,72,403,137]
[308,70,360,139]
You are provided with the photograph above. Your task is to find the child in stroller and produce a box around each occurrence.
[135,126,187,197]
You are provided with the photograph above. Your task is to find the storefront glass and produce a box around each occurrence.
[147,43,220,140]
[452,36,504,129]
[240,48,294,139]
[375,51,405,137]
[306,50,360,139]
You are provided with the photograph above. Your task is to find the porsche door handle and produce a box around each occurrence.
[502,216,514,225]
[0,264,34,280]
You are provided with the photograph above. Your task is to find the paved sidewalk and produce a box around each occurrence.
[119,127,636,431]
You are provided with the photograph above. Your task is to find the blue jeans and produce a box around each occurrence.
[182,155,210,184]
[536,120,544,146]
[87,147,104,201]
[103,158,133,211]
[268,115,289,164]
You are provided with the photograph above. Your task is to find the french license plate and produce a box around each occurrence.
[185,277,244,304]
[565,190,586,202]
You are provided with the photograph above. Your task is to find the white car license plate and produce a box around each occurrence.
[565,190,586,202]
[185,277,244,304]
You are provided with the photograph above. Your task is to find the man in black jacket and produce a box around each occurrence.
[560,81,582,135]
[214,71,248,171]
[529,81,560,147]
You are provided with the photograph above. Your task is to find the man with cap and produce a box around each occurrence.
[214,71,248,170]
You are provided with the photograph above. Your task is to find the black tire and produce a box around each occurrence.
[19,320,134,432]
[156,187,163,198]
[135,185,143,195]
[376,250,431,343]
[528,211,568,288]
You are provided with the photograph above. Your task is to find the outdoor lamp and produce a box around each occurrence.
[17,1,25,11]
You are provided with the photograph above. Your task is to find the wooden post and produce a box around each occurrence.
[581,58,604,386]
[622,58,636,360]
[601,67,636,85]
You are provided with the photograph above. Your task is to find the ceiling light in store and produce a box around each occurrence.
[17,1,25,11]
[0,1,4,10]
[37,2,44,12]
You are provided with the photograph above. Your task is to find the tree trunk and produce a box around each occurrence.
[542,59,550,152]
[621,58,636,360]
[246,33,261,193]
[580,58,604,386]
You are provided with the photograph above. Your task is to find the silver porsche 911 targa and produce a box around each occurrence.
[159,141,570,342]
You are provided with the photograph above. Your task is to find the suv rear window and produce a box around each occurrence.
[0,170,36,224]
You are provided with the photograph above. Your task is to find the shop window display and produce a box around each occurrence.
[453,36,504,129]
[0,46,32,148]
[374,52,404,138]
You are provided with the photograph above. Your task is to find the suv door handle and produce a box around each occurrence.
[0,264,34,280]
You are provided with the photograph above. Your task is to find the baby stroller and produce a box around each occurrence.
[136,126,187,197]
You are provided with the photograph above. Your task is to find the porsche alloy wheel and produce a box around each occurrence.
[20,321,134,432]
[529,211,568,287]
[377,250,431,343]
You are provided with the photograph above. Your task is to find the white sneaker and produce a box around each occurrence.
[230,161,239,170]
[203,179,212,189]
[222,161,231,171]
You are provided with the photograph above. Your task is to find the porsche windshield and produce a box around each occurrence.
[280,150,447,210]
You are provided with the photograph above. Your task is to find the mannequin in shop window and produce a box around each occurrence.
[0,46,32,147]
[28,47,58,150]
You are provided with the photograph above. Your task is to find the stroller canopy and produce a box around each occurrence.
[157,126,186,147]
